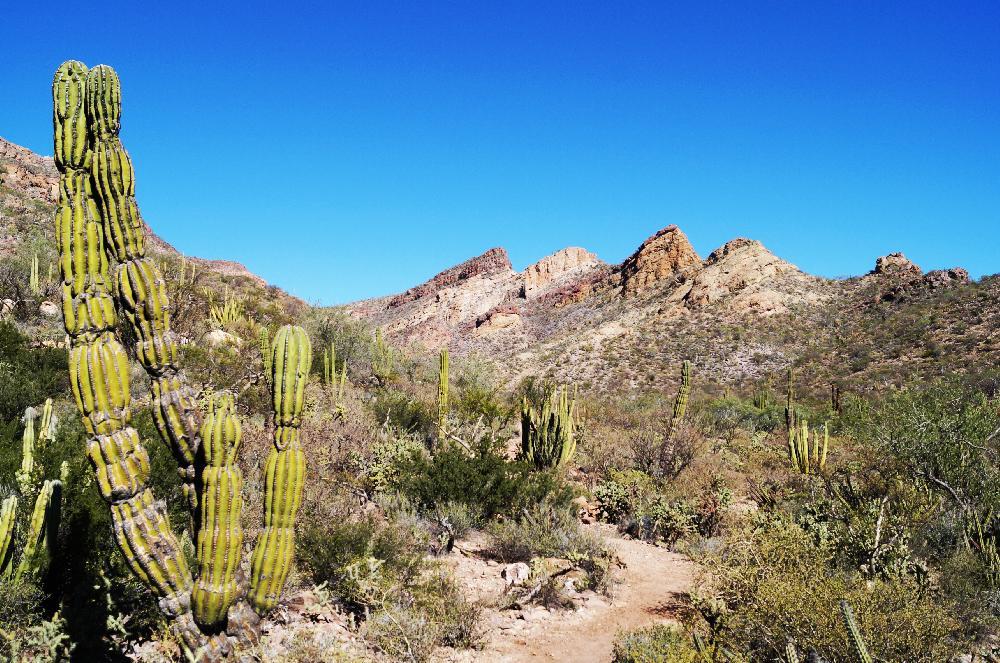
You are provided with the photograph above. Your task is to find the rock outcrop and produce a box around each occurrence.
[872,252,922,277]
[676,238,817,314]
[522,247,602,299]
[619,225,702,296]
[388,247,514,308]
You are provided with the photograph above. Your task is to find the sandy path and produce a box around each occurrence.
[468,526,696,663]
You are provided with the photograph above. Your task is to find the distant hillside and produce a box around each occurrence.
[348,221,994,399]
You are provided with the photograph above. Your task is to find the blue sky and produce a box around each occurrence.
[3,2,998,303]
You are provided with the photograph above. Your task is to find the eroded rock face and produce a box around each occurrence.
[619,225,702,296]
[873,252,922,277]
[925,268,970,288]
[522,247,602,299]
[677,238,814,314]
[389,247,514,308]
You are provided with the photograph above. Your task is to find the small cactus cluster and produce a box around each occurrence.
[521,386,576,470]
[321,341,347,417]
[2,402,63,583]
[53,60,313,659]
[371,327,394,385]
[437,348,449,442]
[209,288,246,329]
[788,419,829,474]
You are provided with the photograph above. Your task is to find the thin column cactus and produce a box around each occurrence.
[839,600,873,663]
[248,325,311,612]
[668,360,691,437]
[54,60,315,659]
[437,348,449,441]
[371,327,394,385]
[785,368,796,432]
[29,252,41,296]
[521,386,576,470]
[789,420,830,475]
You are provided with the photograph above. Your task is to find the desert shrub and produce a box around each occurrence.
[487,496,603,562]
[629,420,700,481]
[705,396,783,441]
[396,439,574,519]
[0,321,68,428]
[612,624,699,663]
[372,387,436,437]
[354,430,426,495]
[452,357,511,428]
[698,513,971,661]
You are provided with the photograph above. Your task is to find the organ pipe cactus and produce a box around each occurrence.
[15,410,36,495]
[248,325,310,613]
[839,600,873,663]
[438,348,449,441]
[29,252,41,296]
[86,64,202,509]
[192,394,245,626]
[521,386,576,470]
[788,420,830,475]
[55,60,314,659]
[668,360,691,437]
[15,479,62,581]
[0,496,16,578]
[785,368,796,432]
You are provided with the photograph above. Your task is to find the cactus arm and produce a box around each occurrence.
[840,600,874,663]
[192,394,245,626]
[15,479,62,581]
[85,64,202,511]
[0,496,18,578]
[248,325,311,614]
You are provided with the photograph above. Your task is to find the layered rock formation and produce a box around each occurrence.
[522,247,601,299]
[618,225,702,296]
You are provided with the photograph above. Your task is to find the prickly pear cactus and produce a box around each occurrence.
[248,325,311,613]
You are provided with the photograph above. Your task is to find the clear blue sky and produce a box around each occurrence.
[3,2,998,303]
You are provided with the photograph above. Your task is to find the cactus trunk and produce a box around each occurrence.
[248,325,311,614]
[437,348,449,442]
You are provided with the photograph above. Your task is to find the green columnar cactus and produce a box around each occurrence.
[839,600,873,663]
[15,479,62,581]
[85,64,202,510]
[820,422,830,470]
[521,386,576,470]
[669,360,691,435]
[0,496,18,578]
[30,252,41,296]
[248,325,311,614]
[209,289,245,329]
[437,348,449,441]
[39,398,55,443]
[753,387,771,410]
[831,383,842,413]
[259,328,272,376]
[785,368,796,432]
[55,61,203,655]
[784,640,800,663]
[371,327,394,385]
[322,341,335,386]
[192,394,245,626]
[16,410,36,495]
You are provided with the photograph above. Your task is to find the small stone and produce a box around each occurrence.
[38,301,59,317]
[501,562,530,587]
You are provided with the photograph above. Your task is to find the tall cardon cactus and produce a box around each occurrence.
[53,60,314,659]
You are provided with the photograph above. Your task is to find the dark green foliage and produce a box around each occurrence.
[0,322,68,429]
[396,440,574,519]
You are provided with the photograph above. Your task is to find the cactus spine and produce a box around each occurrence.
[192,394,245,626]
[839,600,873,663]
[248,325,311,613]
[521,386,576,470]
[437,348,449,441]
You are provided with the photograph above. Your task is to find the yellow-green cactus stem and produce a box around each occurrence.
[39,398,55,443]
[55,60,204,657]
[437,348,449,441]
[521,386,576,470]
[54,62,116,342]
[672,360,691,423]
[85,64,202,509]
[249,325,311,614]
[0,496,18,578]
[192,394,245,626]
[16,410,36,494]
[820,423,830,471]
[15,479,62,581]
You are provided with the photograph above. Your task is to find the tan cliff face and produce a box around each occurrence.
[618,225,702,296]
[522,247,603,299]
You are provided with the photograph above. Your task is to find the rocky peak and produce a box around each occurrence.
[522,247,602,299]
[619,225,702,296]
[388,247,514,308]
[872,252,922,277]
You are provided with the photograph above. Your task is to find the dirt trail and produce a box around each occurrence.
[463,526,696,663]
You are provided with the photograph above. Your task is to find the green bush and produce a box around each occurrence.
[612,624,699,663]
[396,439,574,519]
[0,322,68,429]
